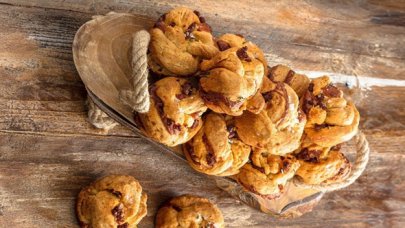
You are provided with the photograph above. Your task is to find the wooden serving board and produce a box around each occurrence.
[73,12,323,217]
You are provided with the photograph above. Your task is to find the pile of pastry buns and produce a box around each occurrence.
[136,7,360,199]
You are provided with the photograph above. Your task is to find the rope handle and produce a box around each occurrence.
[87,29,151,130]
[119,30,151,113]
[294,130,370,192]
[85,23,369,192]
[86,95,118,130]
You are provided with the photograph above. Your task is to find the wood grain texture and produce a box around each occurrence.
[1,0,404,80]
[0,0,404,227]
[1,132,404,228]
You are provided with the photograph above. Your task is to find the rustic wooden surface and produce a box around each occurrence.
[0,0,404,227]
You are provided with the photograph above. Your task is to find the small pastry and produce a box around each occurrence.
[267,64,310,97]
[235,81,306,155]
[149,7,218,76]
[214,33,268,114]
[295,143,351,184]
[216,33,268,75]
[77,175,147,228]
[136,77,207,147]
[237,151,300,198]
[199,35,266,115]
[301,76,360,147]
[155,195,224,228]
[183,113,251,176]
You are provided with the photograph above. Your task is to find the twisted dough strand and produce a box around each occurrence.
[294,130,369,192]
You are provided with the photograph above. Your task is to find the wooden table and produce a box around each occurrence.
[1,1,404,227]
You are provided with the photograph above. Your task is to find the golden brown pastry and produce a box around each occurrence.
[235,81,306,155]
[149,7,218,76]
[183,113,251,176]
[155,195,224,228]
[216,33,268,75]
[237,151,300,198]
[136,77,207,147]
[268,64,310,97]
[77,175,147,228]
[295,142,351,184]
[199,35,266,116]
[301,76,360,147]
[215,34,269,114]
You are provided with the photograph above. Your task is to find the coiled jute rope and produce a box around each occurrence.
[86,27,369,192]
[119,30,151,113]
[86,96,118,130]
[87,29,150,130]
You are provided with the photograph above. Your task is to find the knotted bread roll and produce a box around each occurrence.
[216,33,268,75]
[136,77,207,146]
[155,195,224,228]
[149,7,218,76]
[301,76,360,147]
[235,81,306,155]
[237,152,300,198]
[294,141,351,184]
[77,175,147,228]
[199,35,266,116]
[183,113,251,176]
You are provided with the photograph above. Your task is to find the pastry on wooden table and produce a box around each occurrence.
[301,76,360,147]
[294,142,351,184]
[267,64,310,97]
[155,195,224,228]
[149,7,218,76]
[136,77,207,147]
[77,175,147,228]
[183,112,251,176]
[235,81,306,155]
[199,35,266,116]
[236,151,300,198]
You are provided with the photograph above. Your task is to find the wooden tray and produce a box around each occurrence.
[73,12,324,217]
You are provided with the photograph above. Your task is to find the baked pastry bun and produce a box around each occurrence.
[215,33,269,114]
[216,33,268,75]
[295,143,351,184]
[301,76,360,147]
[235,81,306,155]
[136,77,207,146]
[199,36,266,115]
[149,7,218,76]
[183,113,251,176]
[155,195,224,228]
[268,64,310,97]
[237,151,300,198]
[77,175,147,228]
